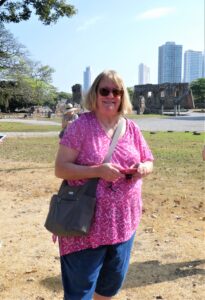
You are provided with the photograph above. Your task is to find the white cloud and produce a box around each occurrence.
[76,16,103,31]
[137,7,176,20]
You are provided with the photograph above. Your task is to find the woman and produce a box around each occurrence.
[55,70,154,299]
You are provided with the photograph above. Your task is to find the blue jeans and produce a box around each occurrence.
[60,233,135,300]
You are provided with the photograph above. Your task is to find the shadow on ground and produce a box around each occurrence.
[40,259,205,291]
[41,274,62,292]
[124,259,205,288]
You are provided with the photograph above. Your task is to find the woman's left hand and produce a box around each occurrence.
[132,161,153,179]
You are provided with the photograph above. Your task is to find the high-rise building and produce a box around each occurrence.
[203,52,205,77]
[158,41,182,84]
[183,50,203,83]
[83,66,91,93]
[138,63,150,84]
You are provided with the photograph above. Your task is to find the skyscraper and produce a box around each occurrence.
[183,50,203,83]
[83,66,91,93]
[158,42,182,84]
[138,63,150,84]
[203,52,205,77]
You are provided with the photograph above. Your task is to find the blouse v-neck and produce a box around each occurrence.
[93,112,127,141]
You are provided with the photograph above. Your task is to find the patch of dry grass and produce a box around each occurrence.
[0,133,204,300]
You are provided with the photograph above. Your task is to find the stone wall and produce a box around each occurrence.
[133,83,195,114]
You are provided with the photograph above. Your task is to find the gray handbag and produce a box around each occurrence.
[44,118,125,237]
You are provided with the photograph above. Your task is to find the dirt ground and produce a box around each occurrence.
[0,161,204,300]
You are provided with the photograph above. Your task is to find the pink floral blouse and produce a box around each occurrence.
[59,112,154,256]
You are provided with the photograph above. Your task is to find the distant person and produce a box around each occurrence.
[59,103,79,138]
[54,70,154,299]
[202,145,205,161]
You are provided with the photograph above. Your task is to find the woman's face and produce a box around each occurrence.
[96,77,123,117]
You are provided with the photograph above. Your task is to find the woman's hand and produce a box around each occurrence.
[137,161,153,177]
[97,163,124,182]
[132,161,153,179]
[55,146,124,181]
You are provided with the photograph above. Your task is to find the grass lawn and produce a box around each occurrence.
[1,131,204,169]
[0,122,60,132]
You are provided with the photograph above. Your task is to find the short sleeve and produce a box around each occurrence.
[60,114,85,151]
[131,121,154,162]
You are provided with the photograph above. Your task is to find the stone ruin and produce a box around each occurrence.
[71,84,83,106]
[132,82,195,115]
[55,84,83,115]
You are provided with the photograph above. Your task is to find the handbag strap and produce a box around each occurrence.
[85,117,126,192]
[103,117,126,163]
[62,117,126,191]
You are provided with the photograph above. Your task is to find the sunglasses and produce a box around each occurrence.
[98,87,123,97]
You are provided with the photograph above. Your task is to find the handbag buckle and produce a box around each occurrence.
[68,191,74,195]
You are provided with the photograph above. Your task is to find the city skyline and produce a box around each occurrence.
[183,50,204,83]
[138,63,150,84]
[4,0,205,92]
[158,41,182,84]
[83,66,91,93]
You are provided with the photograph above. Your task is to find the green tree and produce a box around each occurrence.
[0,23,70,111]
[0,75,58,111]
[0,0,77,25]
[0,22,26,75]
[127,87,134,103]
[190,78,205,108]
[57,91,72,101]
[0,80,18,111]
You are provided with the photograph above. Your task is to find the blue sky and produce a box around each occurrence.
[5,0,205,92]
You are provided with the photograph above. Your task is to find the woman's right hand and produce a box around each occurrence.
[55,145,124,181]
[97,163,124,182]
